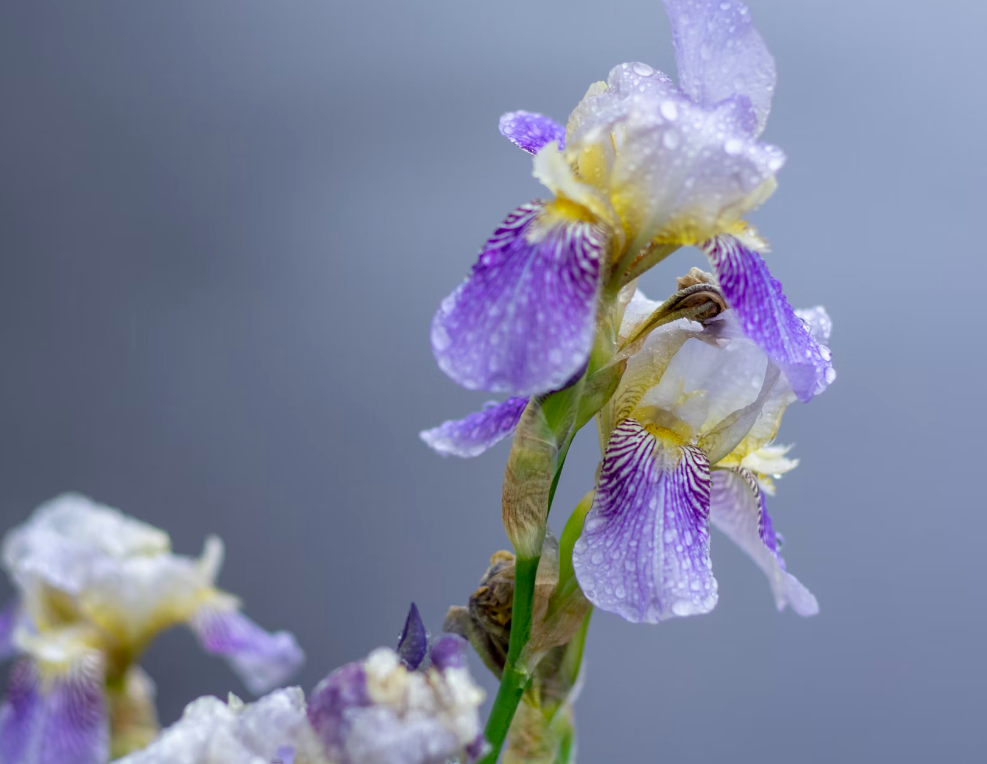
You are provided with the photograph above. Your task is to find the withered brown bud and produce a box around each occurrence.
[675,266,716,290]
[671,268,727,319]
[444,536,589,679]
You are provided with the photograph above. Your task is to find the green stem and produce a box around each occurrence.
[479,662,529,763]
[480,440,573,764]
[479,555,540,763]
[545,439,572,519]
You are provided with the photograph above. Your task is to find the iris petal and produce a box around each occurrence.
[431,201,606,396]
[190,603,304,695]
[573,419,716,623]
[0,655,109,764]
[0,600,17,662]
[664,0,776,135]
[419,397,527,458]
[703,235,834,402]
[499,111,566,154]
[709,469,818,616]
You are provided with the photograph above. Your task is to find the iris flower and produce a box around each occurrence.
[428,0,832,418]
[116,605,486,764]
[570,292,827,622]
[0,494,304,762]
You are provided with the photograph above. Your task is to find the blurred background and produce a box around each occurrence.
[0,0,984,761]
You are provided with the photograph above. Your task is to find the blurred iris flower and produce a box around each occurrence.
[114,605,486,764]
[0,493,303,762]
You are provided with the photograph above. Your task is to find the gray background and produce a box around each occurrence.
[0,1,983,761]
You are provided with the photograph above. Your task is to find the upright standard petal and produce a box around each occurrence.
[709,469,818,616]
[564,63,784,253]
[431,201,606,396]
[0,654,109,764]
[572,420,716,623]
[664,0,776,135]
[419,397,527,458]
[499,111,566,154]
[190,603,304,695]
[703,235,834,402]
[396,603,429,670]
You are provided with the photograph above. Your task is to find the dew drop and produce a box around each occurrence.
[632,62,654,77]
[660,100,679,121]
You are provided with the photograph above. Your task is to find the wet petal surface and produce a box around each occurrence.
[704,235,834,402]
[709,468,818,616]
[573,419,716,623]
[420,397,527,458]
[664,0,776,134]
[499,111,566,154]
[431,201,605,396]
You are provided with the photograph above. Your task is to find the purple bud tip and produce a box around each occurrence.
[396,602,429,670]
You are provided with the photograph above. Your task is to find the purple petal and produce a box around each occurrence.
[499,111,566,154]
[307,661,370,753]
[703,235,834,402]
[431,201,606,396]
[664,0,776,134]
[0,656,109,764]
[396,603,429,670]
[190,604,304,695]
[710,469,818,616]
[419,397,527,458]
[0,600,18,662]
[573,419,716,623]
[428,635,468,671]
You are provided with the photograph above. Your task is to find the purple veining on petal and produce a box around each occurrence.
[709,469,818,616]
[431,201,606,396]
[0,600,18,663]
[703,235,834,402]
[419,397,527,458]
[499,111,566,154]
[428,635,468,671]
[307,662,370,754]
[190,605,304,695]
[0,656,109,764]
[396,603,429,670]
[663,0,776,135]
[572,419,716,623]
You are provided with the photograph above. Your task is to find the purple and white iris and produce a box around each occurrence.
[571,295,825,623]
[426,0,832,446]
[116,605,486,764]
[0,494,304,763]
